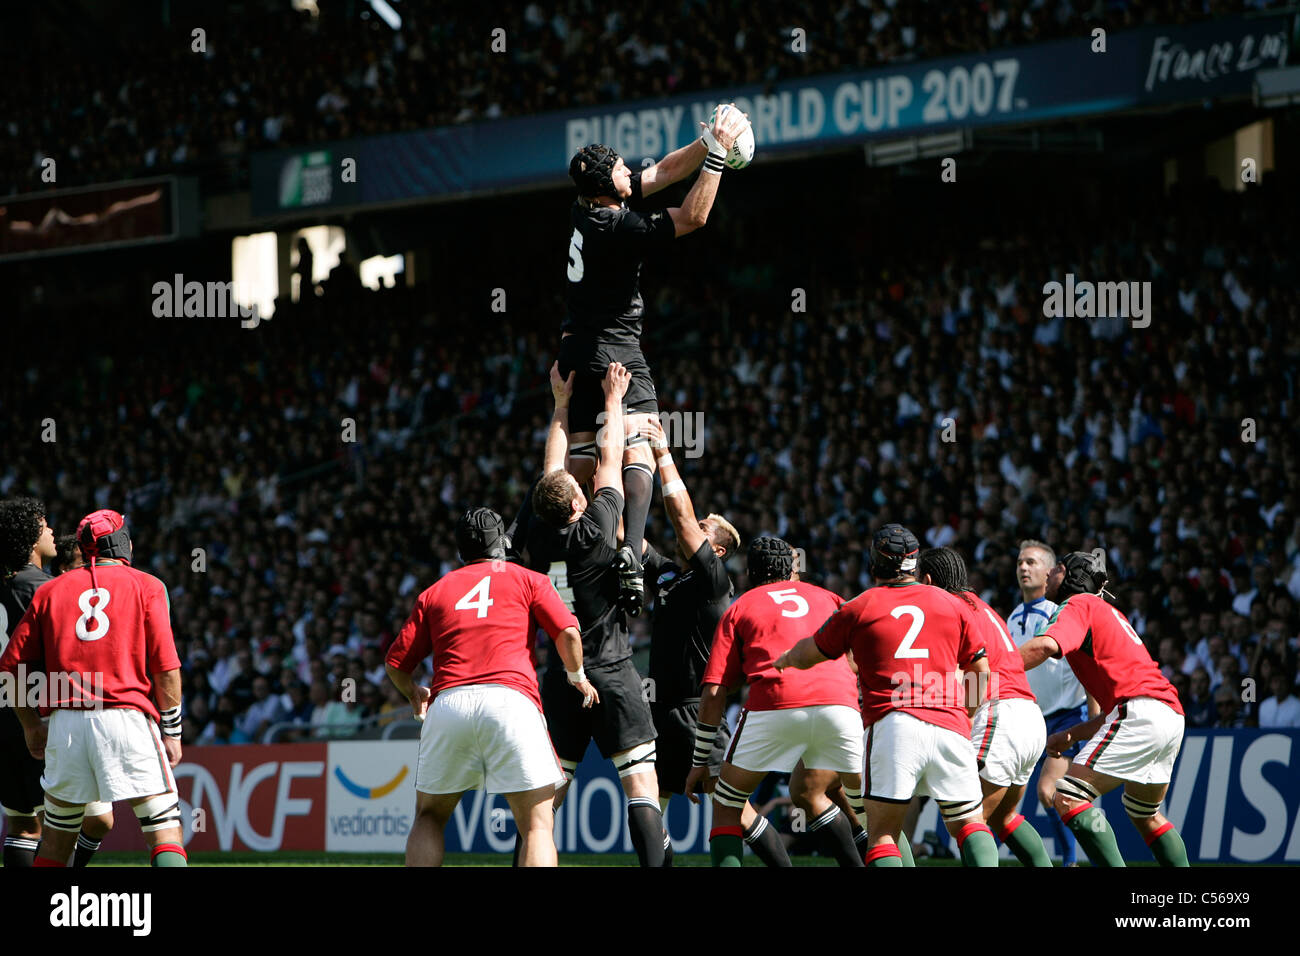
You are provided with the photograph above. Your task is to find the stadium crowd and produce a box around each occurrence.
[2,164,1298,745]
[1,0,1289,195]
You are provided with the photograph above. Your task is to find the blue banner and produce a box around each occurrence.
[443,739,714,856]
[443,729,1300,863]
[251,15,1290,217]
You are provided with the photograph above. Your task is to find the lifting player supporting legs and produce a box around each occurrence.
[615,414,657,614]
[789,763,865,867]
[548,743,669,867]
[1053,766,1188,867]
[614,743,667,867]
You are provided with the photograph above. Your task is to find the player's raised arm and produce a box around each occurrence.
[593,362,630,493]
[644,417,710,556]
[666,105,750,238]
[543,361,575,475]
[638,138,708,197]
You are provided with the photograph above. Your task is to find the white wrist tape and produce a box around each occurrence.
[691,723,718,767]
[656,453,674,468]
[663,479,686,496]
[160,705,183,739]
[566,668,586,685]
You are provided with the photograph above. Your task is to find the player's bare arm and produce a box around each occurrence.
[592,362,630,493]
[638,140,708,197]
[385,663,431,719]
[550,624,600,709]
[1046,713,1107,758]
[543,361,575,474]
[683,682,728,802]
[963,655,991,718]
[13,705,46,759]
[153,668,184,766]
[1019,634,1061,670]
[644,417,710,556]
[667,105,750,237]
[774,635,829,672]
[641,102,747,197]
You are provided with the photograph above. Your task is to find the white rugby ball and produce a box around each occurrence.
[710,105,754,170]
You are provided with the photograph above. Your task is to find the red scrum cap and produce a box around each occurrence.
[77,509,132,590]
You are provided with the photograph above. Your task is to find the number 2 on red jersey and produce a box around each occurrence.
[891,605,928,658]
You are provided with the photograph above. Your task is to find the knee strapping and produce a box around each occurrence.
[134,793,182,833]
[1056,776,1100,804]
[939,797,983,822]
[614,742,656,778]
[1122,792,1162,819]
[713,779,752,810]
[43,799,86,833]
[568,442,597,462]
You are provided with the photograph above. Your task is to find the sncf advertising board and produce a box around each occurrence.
[84,730,1299,862]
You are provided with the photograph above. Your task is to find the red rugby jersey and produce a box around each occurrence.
[703,581,856,711]
[386,561,578,712]
[964,592,1035,704]
[814,581,986,737]
[0,562,180,721]
[1041,593,1183,715]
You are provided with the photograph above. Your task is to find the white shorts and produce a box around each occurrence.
[1075,697,1184,784]
[866,710,982,804]
[972,697,1047,787]
[42,708,176,804]
[725,704,863,775]
[415,684,563,795]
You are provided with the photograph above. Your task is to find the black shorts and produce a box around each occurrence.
[557,336,659,435]
[653,699,731,796]
[542,658,657,764]
[0,709,44,816]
